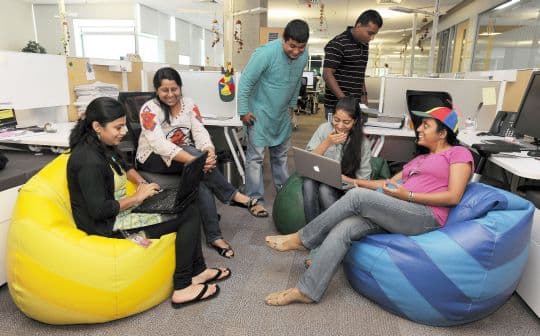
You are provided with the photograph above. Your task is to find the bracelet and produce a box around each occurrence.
[408,191,414,202]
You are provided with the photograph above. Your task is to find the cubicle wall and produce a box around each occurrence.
[381,77,503,131]
[365,76,382,108]
[177,71,239,120]
[0,51,69,110]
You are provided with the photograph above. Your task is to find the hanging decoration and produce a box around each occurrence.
[233,20,243,53]
[298,0,320,8]
[211,18,220,47]
[58,0,70,56]
[319,3,327,32]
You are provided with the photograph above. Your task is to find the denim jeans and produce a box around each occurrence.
[302,178,344,223]
[297,187,440,301]
[245,127,290,202]
[137,145,237,244]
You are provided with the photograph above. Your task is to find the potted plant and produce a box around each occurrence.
[21,40,47,54]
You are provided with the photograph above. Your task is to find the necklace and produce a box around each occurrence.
[171,98,186,119]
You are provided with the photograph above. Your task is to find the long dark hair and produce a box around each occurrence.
[336,96,365,178]
[153,67,183,125]
[415,118,460,155]
[69,97,125,175]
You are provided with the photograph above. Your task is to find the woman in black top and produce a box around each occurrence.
[67,97,230,308]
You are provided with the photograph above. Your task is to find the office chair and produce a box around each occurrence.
[117,92,179,188]
[406,90,453,131]
[296,77,309,115]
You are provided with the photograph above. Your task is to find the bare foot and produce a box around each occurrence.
[265,233,306,252]
[192,267,231,285]
[172,283,218,304]
[264,288,313,306]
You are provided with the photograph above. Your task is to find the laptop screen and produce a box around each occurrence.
[0,109,17,130]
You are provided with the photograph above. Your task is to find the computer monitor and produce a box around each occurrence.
[514,70,540,155]
[302,71,314,88]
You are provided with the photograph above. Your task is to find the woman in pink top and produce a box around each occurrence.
[263,107,474,306]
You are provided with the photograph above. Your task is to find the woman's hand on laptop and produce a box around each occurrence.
[135,182,161,202]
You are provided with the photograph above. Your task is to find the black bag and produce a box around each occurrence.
[0,151,8,170]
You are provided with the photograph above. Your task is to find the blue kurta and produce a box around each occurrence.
[238,39,308,147]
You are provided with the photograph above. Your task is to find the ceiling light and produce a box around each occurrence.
[494,0,521,11]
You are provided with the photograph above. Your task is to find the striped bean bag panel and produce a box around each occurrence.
[343,183,534,326]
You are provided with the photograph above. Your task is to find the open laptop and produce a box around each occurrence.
[0,109,17,130]
[292,147,354,190]
[132,152,207,214]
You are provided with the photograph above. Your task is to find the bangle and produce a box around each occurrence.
[408,191,414,202]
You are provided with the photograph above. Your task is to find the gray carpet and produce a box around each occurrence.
[0,113,539,335]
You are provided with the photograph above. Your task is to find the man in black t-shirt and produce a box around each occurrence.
[323,10,383,120]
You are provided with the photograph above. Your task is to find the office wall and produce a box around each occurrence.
[232,0,267,71]
[0,0,35,51]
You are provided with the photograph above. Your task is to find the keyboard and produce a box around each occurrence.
[138,189,177,212]
[481,139,533,151]
[472,143,522,154]
[365,116,404,129]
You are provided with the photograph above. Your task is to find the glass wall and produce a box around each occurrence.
[472,0,540,71]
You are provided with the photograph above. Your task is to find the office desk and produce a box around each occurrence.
[458,132,540,191]
[0,122,73,152]
[364,126,415,158]
[0,119,247,184]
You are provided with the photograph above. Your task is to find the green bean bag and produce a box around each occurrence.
[273,158,391,234]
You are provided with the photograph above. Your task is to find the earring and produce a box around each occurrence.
[96,132,101,140]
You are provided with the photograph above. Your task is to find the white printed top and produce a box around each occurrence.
[136,97,214,167]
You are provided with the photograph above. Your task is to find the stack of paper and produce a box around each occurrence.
[74,81,119,118]
[364,116,404,129]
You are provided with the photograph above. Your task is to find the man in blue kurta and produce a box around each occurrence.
[238,19,309,217]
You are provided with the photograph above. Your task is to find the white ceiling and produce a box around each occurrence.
[28,0,470,55]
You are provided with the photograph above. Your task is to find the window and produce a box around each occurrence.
[73,19,135,60]
[472,1,540,71]
[138,35,159,62]
[179,55,190,65]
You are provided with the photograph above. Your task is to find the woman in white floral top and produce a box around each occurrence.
[136,67,256,258]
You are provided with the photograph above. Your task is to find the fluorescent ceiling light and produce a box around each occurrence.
[494,0,521,11]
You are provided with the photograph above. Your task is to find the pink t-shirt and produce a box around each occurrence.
[401,146,474,226]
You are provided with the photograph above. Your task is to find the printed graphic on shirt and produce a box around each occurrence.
[193,104,203,123]
[141,107,156,131]
[166,127,194,147]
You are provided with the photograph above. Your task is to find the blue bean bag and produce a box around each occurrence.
[343,183,534,326]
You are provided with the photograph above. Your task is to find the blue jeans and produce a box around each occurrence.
[302,178,344,223]
[138,145,237,244]
[297,187,440,301]
[245,127,290,202]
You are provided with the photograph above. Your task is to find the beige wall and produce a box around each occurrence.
[0,0,35,51]
[230,0,267,71]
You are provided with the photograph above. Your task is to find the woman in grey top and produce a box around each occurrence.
[302,96,372,223]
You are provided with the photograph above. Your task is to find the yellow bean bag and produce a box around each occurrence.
[7,154,176,324]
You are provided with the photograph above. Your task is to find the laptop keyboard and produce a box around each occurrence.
[141,189,177,212]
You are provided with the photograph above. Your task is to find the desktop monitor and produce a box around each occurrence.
[0,109,17,130]
[302,71,314,88]
[514,71,540,151]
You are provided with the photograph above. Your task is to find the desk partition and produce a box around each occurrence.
[381,77,504,130]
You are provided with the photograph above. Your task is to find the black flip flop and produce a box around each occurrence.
[171,284,220,309]
[208,243,234,258]
[202,267,232,284]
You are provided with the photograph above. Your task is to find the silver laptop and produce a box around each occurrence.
[292,147,354,190]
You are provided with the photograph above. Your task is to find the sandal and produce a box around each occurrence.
[248,199,269,217]
[202,267,232,284]
[171,284,220,309]
[208,242,234,259]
